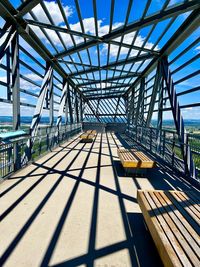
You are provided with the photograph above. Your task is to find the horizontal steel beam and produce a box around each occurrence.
[67,53,152,77]
[25,19,102,41]
[26,19,159,56]
[76,73,139,86]
[82,84,129,93]
[87,93,125,100]
[17,0,41,17]
[85,113,126,116]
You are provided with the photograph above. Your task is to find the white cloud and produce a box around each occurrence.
[25,1,158,59]
[0,76,6,83]
[0,103,12,116]
[27,16,123,49]
[29,1,73,26]
[20,73,42,91]
[101,32,158,57]
[25,1,74,48]
[0,73,42,92]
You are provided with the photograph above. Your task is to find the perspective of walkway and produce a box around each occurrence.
[1,132,199,267]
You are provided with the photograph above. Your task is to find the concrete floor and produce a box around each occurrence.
[0,132,198,267]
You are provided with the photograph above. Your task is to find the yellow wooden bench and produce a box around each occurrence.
[137,190,200,267]
[117,149,139,168]
[131,150,156,168]
[80,133,95,142]
[86,130,97,134]
[117,149,156,174]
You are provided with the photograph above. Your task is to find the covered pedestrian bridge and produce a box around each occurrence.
[0,1,200,266]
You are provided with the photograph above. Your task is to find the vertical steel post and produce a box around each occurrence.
[22,64,53,164]
[6,48,11,101]
[11,28,21,170]
[135,77,145,126]
[49,69,54,126]
[65,83,69,125]
[67,85,73,123]
[80,97,83,122]
[156,77,164,153]
[146,62,162,127]
[57,80,68,128]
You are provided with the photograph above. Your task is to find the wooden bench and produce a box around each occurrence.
[117,149,139,168]
[80,133,95,142]
[131,150,156,168]
[86,130,97,135]
[137,190,200,267]
[117,148,156,174]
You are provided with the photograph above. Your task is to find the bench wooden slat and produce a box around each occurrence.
[86,130,97,134]
[117,148,156,169]
[138,190,183,267]
[138,190,200,267]
[166,191,200,236]
[178,192,200,214]
[151,191,200,266]
[159,191,200,250]
[117,149,139,168]
[170,191,200,227]
[132,150,156,168]
[80,133,94,139]
[145,191,192,267]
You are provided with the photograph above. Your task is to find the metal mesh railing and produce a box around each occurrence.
[126,125,200,183]
[0,123,82,180]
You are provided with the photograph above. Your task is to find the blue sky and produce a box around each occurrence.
[0,0,199,120]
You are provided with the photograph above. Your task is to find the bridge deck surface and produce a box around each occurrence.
[0,133,198,267]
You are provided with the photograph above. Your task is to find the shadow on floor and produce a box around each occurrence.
[127,212,163,267]
[1,132,199,267]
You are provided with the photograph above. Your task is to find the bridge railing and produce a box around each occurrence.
[126,125,200,184]
[0,123,82,180]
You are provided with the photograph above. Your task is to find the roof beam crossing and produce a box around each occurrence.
[25,19,159,56]
[65,54,153,77]
[76,72,139,86]
[54,1,200,59]
[17,0,41,17]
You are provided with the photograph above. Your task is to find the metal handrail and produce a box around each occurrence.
[0,123,82,180]
[126,124,200,183]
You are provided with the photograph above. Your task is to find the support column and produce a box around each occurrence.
[135,77,145,126]
[156,77,164,153]
[74,91,79,123]
[67,85,73,123]
[56,80,68,128]
[49,69,54,126]
[146,61,162,127]
[80,97,83,122]
[30,65,53,138]
[114,97,120,122]
[65,83,69,124]
[22,64,53,164]
[6,48,11,100]
[11,28,20,170]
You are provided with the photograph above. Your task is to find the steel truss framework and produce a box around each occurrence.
[0,0,200,182]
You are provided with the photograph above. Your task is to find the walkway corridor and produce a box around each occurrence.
[0,133,197,267]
